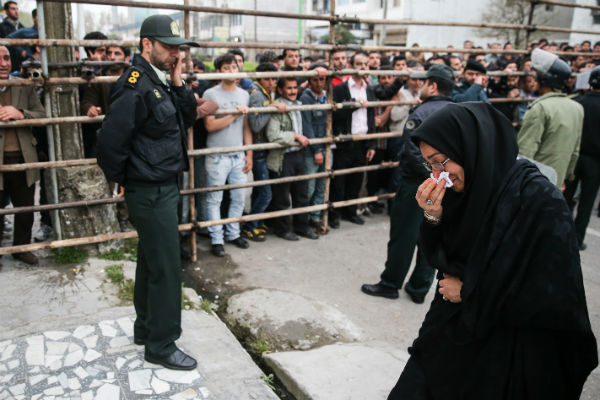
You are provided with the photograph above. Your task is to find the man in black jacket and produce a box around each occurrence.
[97,15,199,371]
[564,66,600,250]
[361,64,454,302]
[0,1,23,38]
[330,52,376,227]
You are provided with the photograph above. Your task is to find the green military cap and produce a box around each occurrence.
[410,64,456,84]
[140,14,199,47]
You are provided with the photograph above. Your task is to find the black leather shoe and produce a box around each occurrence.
[12,251,38,265]
[296,230,319,240]
[211,244,225,257]
[276,231,299,241]
[329,218,340,229]
[134,337,145,346]
[227,237,249,249]
[405,288,425,304]
[144,348,197,371]
[361,282,398,299]
[343,214,365,225]
[579,242,587,251]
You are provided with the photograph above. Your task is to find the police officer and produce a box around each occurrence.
[361,65,454,303]
[97,15,199,370]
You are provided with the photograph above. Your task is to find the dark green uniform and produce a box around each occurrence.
[97,54,197,357]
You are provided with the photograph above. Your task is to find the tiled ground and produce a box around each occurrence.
[0,317,211,400]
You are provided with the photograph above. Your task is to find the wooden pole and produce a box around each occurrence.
[0,194,394,255]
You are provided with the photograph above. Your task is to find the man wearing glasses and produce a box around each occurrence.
[361,64,454,303]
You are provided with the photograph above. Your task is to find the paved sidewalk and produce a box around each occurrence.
[0,255,278,400]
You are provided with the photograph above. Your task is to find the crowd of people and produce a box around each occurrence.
[0,6,596,395]
[0,1,599,268]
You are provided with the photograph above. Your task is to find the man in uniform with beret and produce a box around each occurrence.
[97,14,199,370]
[451,60,489,103]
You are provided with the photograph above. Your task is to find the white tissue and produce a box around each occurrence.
[430,171,454,188]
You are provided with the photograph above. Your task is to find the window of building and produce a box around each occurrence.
[594,1,600,25]
[230,14,242,27]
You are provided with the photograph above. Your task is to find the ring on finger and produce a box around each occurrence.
[426,199,433,206]
[443,295,448,301]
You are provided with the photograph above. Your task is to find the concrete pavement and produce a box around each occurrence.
[0,255,278,400]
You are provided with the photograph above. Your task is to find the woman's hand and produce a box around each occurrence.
[416,178,446,219]
[439,273,462,303]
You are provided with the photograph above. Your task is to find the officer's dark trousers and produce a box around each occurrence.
[564,153,600,245]
[125,183,181,357]
[381,179,435,301]
[331,142,367,220]
[268,151,310,235]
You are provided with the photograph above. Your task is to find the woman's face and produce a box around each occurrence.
[419,141,465,192]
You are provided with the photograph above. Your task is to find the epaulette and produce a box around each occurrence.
[125,67,142,89]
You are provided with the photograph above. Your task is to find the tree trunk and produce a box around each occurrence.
[42,3,119,253]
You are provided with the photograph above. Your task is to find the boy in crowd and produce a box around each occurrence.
[203,53,253,257]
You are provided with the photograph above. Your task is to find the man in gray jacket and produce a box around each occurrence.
[243,63,287,242]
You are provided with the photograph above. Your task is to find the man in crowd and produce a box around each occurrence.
[203,53,253,257]
[366,65,394,213]
[564,66,600,251]
[330,52,376,228]
[452,59,489,103]
[282,49,306,86]
[229,48,253,90]
[82,31,107,62]
[367,51,381,85]
[242,62,287,242]
[518,48,583,189]
[265,77,317,240]
[0,44,45,265]
[331,50,348,87]
[300,64,328,230]
[96,15,199,370]
[361,64,454,302]
[0,1,23,38]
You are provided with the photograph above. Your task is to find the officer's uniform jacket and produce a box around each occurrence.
[97,54,197,186]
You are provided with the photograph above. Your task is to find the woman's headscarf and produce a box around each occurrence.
[411,102,519,261]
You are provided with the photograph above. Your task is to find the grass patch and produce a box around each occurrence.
[119,279,135,302]
[99,248,126,261]
[52,247,88,264]
[105,264,124,284]
[251,337,272,354]
[122,238,138,261]
[182,288,195,310]
[198,299,214,314]
[261,373,275,390]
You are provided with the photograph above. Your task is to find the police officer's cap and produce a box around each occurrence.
[410,64,455,84]
[140,14,199,47]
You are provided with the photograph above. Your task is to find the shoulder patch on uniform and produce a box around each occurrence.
[125,67,142,88]
[405,120,416,130]
[153,89,162,98]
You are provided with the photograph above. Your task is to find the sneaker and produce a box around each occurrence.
[258,224,270,235]
[12,251,38,265]
[34,224,53,242]
[211,244,225,257]
[226,237,250,249]
[118,218,132,232]
[241,228,266,242]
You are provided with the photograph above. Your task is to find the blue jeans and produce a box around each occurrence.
[246,154,272,230]
[205,152,247,244]
[304,152,331,222]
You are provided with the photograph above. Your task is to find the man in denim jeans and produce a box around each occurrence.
[300,64,328,231]
[242,62,287,242]
[203,53,253,257]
